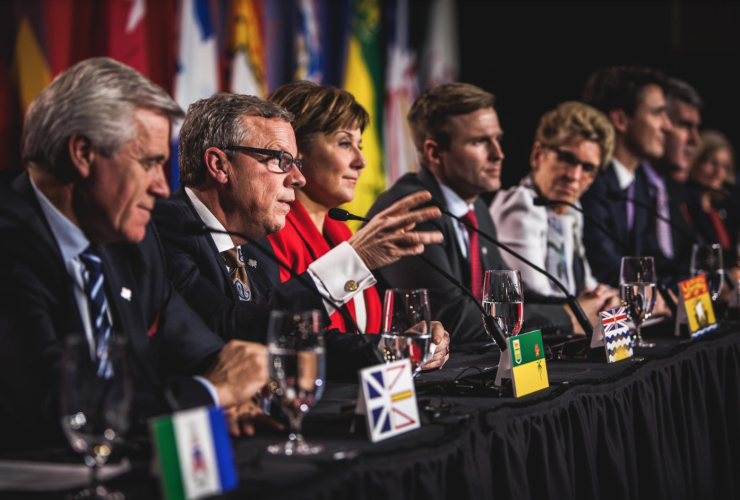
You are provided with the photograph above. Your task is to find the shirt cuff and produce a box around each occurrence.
[193,376,220,406]
[307,241,376,313]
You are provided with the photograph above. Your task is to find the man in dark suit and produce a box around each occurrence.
[366,83,612,342]
[581,67,683,289]
[153,93,450,375]
[0,58,267,451]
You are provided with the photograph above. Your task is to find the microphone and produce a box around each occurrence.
[533,196,628,252]
[430,200,594,337]
[327,209,510,348]
[182,221,385,364]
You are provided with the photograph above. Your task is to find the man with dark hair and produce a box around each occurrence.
[658,77,703,183]
[0,58,267,451]
[581,66,680,288]
[366,83,613,342]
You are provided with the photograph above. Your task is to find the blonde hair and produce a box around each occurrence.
[690,130,735,183]
[534,101,615,169]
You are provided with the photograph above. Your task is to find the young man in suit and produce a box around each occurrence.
[152,93,450,377]
[366,83,613,342]
[0,58,267,451]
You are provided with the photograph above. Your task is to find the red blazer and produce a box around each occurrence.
[267,200,382,333]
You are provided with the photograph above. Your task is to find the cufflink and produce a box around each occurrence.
[345,280,359,292]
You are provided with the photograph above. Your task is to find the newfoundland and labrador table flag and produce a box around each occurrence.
[150,406,237,500]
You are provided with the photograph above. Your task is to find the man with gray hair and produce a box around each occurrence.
[153,92,446,376]
[656,77,703,183]
[0,58,268,451]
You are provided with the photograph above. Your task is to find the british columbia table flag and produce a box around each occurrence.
[600,306,634,362]
[356,359,420,442]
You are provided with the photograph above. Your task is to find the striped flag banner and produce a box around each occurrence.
[150,406,237,500]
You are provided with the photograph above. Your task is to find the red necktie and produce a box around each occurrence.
[461,210,483,301]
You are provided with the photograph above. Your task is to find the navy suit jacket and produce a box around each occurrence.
[0,173,224,451]
[366,168,574,342]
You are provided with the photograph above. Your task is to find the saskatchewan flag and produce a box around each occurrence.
[341,0,385,231]
[150,406,237,500]
[510,331,549,398]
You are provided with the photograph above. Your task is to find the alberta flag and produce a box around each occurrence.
[150,407,237,500]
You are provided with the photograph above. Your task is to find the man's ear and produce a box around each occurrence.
[68,134,95,178]
[204,147,230,184]
[422,139,444,174]
[530,141,543,169]
[609,109,629,134]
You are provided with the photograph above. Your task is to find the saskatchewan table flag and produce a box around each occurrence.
[510,331,549,398]
[150,406,237,500]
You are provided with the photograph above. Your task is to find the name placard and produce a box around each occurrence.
[356,359,420,442]
[675,274,718,339]
[495,330,549,397]
[592,306,634,362]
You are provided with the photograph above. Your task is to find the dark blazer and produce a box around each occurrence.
[580,162,662,287]
[153,188,379,379]
[684,180,740,267]
[0,174,224,451]
[366,168,574,342]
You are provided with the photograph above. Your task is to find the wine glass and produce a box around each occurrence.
[60,334,132,500]
[690,243,724,300]
[620,256,657,348]
[482,270,524,342]
[267,310,326,456]
[379,288,433,377]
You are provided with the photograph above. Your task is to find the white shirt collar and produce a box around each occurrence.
[30,175,90,264]
[185,187,235,253]
[611,157,636,191]
[433,174,475,216]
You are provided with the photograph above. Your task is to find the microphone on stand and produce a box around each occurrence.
[182,221,385,365]
[327,208,509,348]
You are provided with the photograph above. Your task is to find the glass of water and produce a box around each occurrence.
[267,310,325,456]
[379,288,433,377]
[482,270,524,341]
[620,256,657,348]
[690,243,724,301]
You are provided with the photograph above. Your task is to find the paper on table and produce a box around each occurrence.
[0,458,130,492]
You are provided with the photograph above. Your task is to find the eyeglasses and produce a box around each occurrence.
[223,146,303,173]
[544,146,599,178]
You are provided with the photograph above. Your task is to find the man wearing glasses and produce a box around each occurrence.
[153,93,444,374]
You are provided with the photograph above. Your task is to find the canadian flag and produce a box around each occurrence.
[107,0,148,75]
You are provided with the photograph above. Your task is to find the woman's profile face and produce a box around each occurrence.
[299,127,366,209]
[693,147,732,192]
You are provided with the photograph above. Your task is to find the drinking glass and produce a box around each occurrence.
[60,334,132,500]
[620,256,657,348]
[690,243,724,300]
[267,310,326,456]
[482,270,524,341]
[379,288,433,377]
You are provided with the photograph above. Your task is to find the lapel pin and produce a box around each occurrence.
[248,259,258,268]
[481,246,488,255]
[120,287,132,301]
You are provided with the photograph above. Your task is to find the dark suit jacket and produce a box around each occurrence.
[153,188,380,379]
[365,168,574,342]
[0,174,224,451]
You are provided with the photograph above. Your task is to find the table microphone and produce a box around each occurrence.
[327,208,510,348]
[181,221,385,365]
[429,201,595,337]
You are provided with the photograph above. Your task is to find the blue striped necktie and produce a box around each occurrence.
[79,245,113,377]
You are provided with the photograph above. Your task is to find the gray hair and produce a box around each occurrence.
[22,57,184,178]
[665,77,704,113]
[178,93,294,187]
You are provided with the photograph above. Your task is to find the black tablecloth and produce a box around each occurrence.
[5,325,740,500]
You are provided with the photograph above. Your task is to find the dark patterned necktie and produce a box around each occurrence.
[461,210,483,301]
[221,247,252,301]
[78,245,113,377]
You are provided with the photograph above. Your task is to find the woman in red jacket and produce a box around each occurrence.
[267,82,381,333]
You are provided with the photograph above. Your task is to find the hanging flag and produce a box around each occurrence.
[227,0,266,97]
[341,0,384,230]
[294,0,322,83]
[419,0,459,90]
[171,0,219,190]
[384,0,418,185]
[10,1,52,114]
[107,0,149,75]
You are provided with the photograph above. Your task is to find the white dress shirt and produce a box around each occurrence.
[612,157,635,190]
[435,175,476,259]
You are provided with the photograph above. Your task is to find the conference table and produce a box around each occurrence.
[3,322,740,499]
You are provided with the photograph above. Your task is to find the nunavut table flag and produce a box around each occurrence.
[150,407,237,500]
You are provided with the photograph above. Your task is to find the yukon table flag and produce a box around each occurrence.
[675,274,718,339]
[150,407,237,500]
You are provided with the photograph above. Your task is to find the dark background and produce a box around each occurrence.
[456,0,740,191]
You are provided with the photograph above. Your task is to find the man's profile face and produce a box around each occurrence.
[225,116,304,240]
[435,107,504,202]
[664,99,701,181]
[623,84,672,160]
[80,108,171,243]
